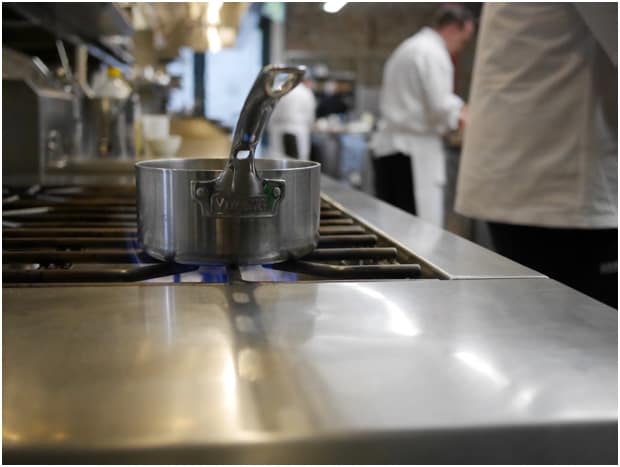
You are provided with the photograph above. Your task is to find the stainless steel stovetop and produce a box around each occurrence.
[2,174,617,464]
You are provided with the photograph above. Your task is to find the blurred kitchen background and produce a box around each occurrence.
[2,2,484,241]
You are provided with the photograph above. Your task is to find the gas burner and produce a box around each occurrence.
[2,184,431,284]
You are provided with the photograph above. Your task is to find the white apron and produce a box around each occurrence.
[410,134,446,227]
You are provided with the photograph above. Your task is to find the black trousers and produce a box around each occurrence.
[282,132,299,159]
[488,222,618,308]
[372,152,416,215]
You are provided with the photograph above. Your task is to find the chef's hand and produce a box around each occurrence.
[458,104,469,131]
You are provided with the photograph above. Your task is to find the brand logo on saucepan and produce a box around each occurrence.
[191,179,284,218]
[211,194,271,215]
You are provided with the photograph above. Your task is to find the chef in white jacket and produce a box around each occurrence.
[268,77,317,160]
[456,3,617,307]
[370,5,474,223]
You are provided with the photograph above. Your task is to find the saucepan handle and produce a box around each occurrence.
[191,64,305,218]
[229,64,306,160]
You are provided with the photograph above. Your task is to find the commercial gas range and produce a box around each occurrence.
[3,174,617,463]
[2,184,435,284]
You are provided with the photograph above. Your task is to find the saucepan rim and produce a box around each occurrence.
[136,157,320,173]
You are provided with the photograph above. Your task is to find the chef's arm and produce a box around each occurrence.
[415,53,464,132]
[574,3,617,66]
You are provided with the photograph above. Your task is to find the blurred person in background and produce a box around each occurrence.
[316,80,350,119]
[370,4,474,221]
[456,3,617,307]
[268,74,316,160]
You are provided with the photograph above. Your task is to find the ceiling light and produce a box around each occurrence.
[207,0,223,25]
[323,1,347,14]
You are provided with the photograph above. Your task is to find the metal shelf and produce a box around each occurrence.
[3,3,133,67]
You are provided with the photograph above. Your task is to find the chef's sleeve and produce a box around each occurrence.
[414,51,464,132]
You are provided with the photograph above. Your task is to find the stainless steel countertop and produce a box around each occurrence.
[3,279,617,463]
[321,176,543,279]
[3,170,616,463]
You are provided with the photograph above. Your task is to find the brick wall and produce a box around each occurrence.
[284,2,477,99]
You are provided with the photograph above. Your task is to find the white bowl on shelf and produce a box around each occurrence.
[145,135,182,158]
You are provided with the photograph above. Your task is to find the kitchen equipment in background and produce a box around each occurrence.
[81,95,136,159]
[2,49,75,180]
[81,67,138,159]
[312,112,373,190]
[142,113,170,139]
[131,3,248,59]
[141,113,182,158]
[145,134,182,158]
[136,65,321,265]
[3,47,57,88]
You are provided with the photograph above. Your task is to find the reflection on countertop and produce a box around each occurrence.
[3,279,617,464]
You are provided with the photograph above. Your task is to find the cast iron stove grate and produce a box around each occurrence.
[3,185,429,284]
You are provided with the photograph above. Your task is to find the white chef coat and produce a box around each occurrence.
[456,3,618,229]
[268,84,316,160]
[371,27,464,226]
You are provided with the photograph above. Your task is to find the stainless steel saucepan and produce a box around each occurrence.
[136,65,321,265]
